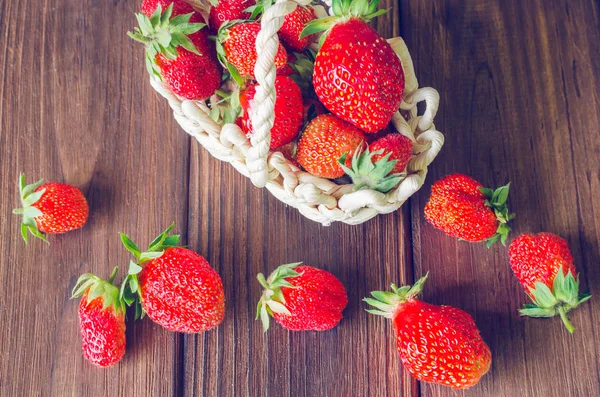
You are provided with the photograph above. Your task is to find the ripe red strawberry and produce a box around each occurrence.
[217,22,287,80]
[141,0,204,23]
[246,1,316,51]
[424,174,514,246]
[365,274,492,389]
[129,4,222,100]
[239,75,303,148]
[303,0,404,132]
[296,114,366,178]
[508,233,592,333]
[339,133,413,193]
[209,0,254,31]
[256,263,348,331]
[120,224,225,333]
[72,267,126,368]
[277,141,300,168]
[13,174,89,243]
[278,6,316,51]
[370,134,413,175]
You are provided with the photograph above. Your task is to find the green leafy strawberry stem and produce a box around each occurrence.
[479,183,515,248]
[364,273,429,318]
[339,146,405,193]
[128,4,206,81]
[300,0,388,47]
[119,222,181,319]
[520,270,591,333]
[72,266,126,315]
[256,262,303,332]
[12,173,48,243]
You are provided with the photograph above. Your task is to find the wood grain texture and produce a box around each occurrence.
[402,0,600,396]
[1,0,600,396]
[0,0,188,395]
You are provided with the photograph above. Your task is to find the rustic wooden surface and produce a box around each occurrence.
[1,0,599,396]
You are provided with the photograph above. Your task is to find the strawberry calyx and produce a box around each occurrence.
[256,262,303,332]
[364,273,429,318]
[300,0,387,46]
[479,183,515,247]
[520,270,592,333]
[13,173,48,243]
[128,4,206,81]
[119,223,181,319]
[72,266,126,315]
[339,146,405,193]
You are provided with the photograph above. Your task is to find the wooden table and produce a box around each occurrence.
[2,0,600,396]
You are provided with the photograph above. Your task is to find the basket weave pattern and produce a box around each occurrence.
[150,0,444,225]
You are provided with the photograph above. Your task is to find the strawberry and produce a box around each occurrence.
[365,274,492,389]
[71,267,126,368]
[141,0,204,23]
[120,224,225,333]
[508,233,592,333]
[424,174,515,246]
[239,75,303,148]
[209,0,254,31]
[338,133,413,193]
[296,114,366,178]
[217,21,287,82]
[277,141,300,167]
[247,1,316,51]
[370,134,413,175]
[256,263,348,331]
[278,6,316,51]
[302,0,404,132]
[13,174,89,243]
[129,4,222,101]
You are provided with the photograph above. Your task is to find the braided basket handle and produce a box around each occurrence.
[246,0,307,187]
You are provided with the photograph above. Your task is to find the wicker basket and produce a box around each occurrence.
[149,0,444,225]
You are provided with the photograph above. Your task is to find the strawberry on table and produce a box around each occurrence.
[256,263,348,331]
[120,224,225,333]
[424,174,515,246]
[239,75,304,148]
[365,274,492,389]
[217,21,288,82]
[209,0,255,31]
[72,267,126,368]
[128,4,222,100]
[508,232,592,333]
[296,114,366,179]
[13,173,89,243]
[302,0,405,132]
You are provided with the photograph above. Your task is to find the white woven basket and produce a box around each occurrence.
[150,0,444,225]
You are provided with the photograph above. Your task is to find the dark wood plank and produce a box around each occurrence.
[401,0,600,396]
[0,0,189,395]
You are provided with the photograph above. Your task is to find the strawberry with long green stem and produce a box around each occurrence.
[508,232,592,333]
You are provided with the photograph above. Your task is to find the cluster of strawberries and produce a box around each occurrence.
[14,170,592,390]
[129,0,412,193]
[11,0,593,392]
